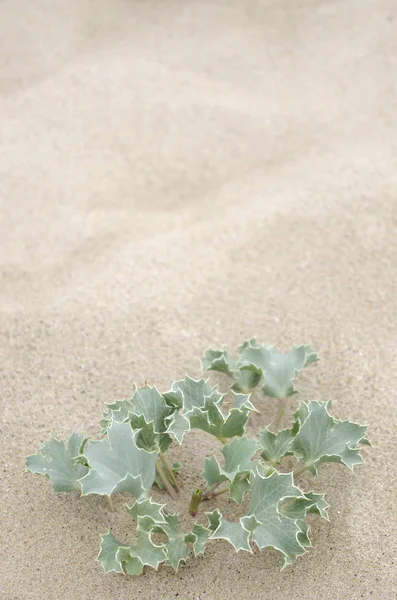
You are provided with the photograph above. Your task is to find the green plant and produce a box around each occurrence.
[25,339,370,575]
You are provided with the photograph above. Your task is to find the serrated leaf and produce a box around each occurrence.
[208,511,252,552]
[79,420,157,497]
[130,385,174,434]
[122,500,211,573]
[166,411,190,444]
[201,341,262,393]
[168,376,223,413]
[129,414,173,453]
[244,469,308,567]
[130,526,166,569]
[205,469,310,567]
[153,513,190,570]
[280,491,329,521]
[117,547,144,575]
[25,433,89,492]
[188,524,211,556]
[239,344,319,399]
[201,348,235,376]
[127,497,167,523]
[166,377,254,441]
[231,367,262,394]
[97,531,127,573]
[99,399,132,435]
[257,427,295,464]
[291,400,369,474]
[202,437,259,488]
[229,473,251,503]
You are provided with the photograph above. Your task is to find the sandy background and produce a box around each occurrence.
[1,1,397,598]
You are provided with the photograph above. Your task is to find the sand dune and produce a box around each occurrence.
[1,1,396,598]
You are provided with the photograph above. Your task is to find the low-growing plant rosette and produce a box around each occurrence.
[25,339,370,576]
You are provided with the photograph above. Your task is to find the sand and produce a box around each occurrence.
[1,1,397,598]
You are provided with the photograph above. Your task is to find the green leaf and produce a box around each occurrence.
[130,526,167,570]
[99,399,132,435]
[97,531,127,573]
[79,420,157,498]
[239,344,319,399]
[257,427,295,464]
[129,414,173,453]
[202,437,259,488]
[130,385,174,434]
[128,500,189,569]
[100,387,176,452]
[280,491,329,521]
[207,510,252,552]
[188,524,211,556]
[201,348,236,376]
[205,469,311,567]
[167,376,223,413]
[117,548,144,576]
[231,368,262,394]
[25,433,89,492]
[166,412,190,444]
[166,377,255,441]
[291,400,369,474]
[153,513,191,570]
[229,474,251,503]
[244,469,308,567]
[106,499,212,575]
[201,340,262,393]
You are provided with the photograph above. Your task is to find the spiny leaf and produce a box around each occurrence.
[166,412,190,444]
[201,348,236,377]
[205,469,311,567]
[98,500,212,576]
[207,509,252,552]
[280,491,329,521]
[232,368,262,394]
[130,385,174,434]
[239,344,319,399]
[25,433,89,492]
[129,526,167,569]
[188,524,211,556]
[97,531,127,574]
[99,399,132,435]
[128,500,190,569]
[257,427,295,464]
[166,377,255,442]
[153,513,191,570]
[79,420,157,498]
[244,468,308,567]
[167,376,224,413]
[202,437,259,487]
[291,400,369,474]
[201,340,262,393]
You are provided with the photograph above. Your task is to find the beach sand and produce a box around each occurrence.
[1,1,396,598]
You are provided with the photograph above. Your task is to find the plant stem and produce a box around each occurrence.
[189,489,203,516]
[203,487,228,499]
[202,482,222,498]
[107,496,114,512]
[158,451,180,493]
[272,398,286,430]
[156,461,178,500]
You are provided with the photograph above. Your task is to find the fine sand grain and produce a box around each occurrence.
[1,1,397,599]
